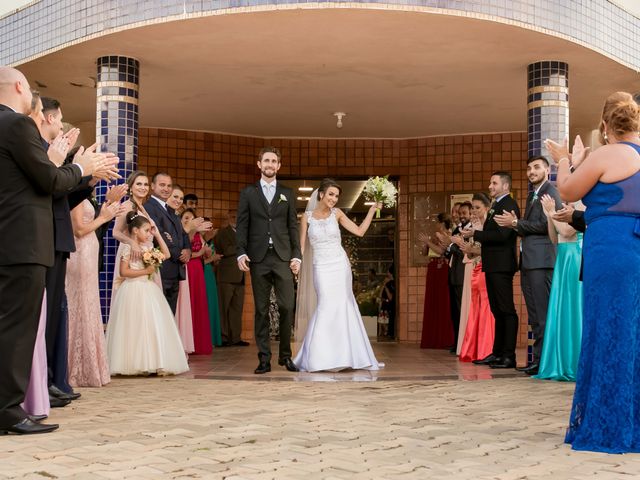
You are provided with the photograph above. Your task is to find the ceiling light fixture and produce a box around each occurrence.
[298,180,313,192]
[334,112,346,129]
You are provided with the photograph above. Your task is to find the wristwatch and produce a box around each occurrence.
[511,218,518,228]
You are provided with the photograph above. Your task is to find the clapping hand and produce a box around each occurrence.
[73,143,120,180]
[540,194,557,217]
[460,227,475,239]
[460,241,475,255]
[47,133,70,167]
[62,128,80,150]
[105,184,129,203]
[417,232,429,245]
[570,135,590,169]
[196,218,213,233]
[451,235,465,247]
[544,135,569,165]
[98,201,126,222]
[552,203,575,223]
[494,210,518,227]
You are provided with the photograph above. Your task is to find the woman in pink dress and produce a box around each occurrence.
[167,186,194,354]
[66,198,123,386]
[181,209,212,355]
[22,293,48,418]
[459,193,495,362]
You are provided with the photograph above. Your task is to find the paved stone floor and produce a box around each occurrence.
[2,344,639,479]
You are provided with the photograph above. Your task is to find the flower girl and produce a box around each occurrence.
[106,212,189,376]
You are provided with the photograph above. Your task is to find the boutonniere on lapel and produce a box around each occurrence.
[488,208,495,217]
[278,194,287,204]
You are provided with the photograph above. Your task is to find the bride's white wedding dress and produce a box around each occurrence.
[293,209,383,372]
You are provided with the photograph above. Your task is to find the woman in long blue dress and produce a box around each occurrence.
[533,195,583,382]
[546,91,640,453]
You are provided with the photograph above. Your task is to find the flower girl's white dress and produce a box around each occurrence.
[294,209,383,372]
[107,244,189,375]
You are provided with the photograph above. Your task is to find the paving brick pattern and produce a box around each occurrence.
[2,375,639,479]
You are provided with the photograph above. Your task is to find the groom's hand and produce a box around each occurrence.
[238,255,251,272]
[290,259,300,275]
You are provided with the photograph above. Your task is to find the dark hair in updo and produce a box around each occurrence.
[317,178,342,200]
[126,210,150,234]
[600,91,640,144]
[472,192,491,207]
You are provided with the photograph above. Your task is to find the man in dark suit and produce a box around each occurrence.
[40,97,94,400]
[0,67,111,434]
[236,147,301,374]
[495,156,562,375]
[444,201,471,352]
[214,210,248,347]
[467,171,521,369]
[144,172,191,313]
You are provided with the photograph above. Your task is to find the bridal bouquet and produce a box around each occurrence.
[363,176,398,218]
[142,247,165,279]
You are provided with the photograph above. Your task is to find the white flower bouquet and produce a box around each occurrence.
[363,176,398,218]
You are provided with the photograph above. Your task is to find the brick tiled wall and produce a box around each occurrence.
[138,128,529,346]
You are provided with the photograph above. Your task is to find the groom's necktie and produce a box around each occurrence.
[263,183,275,204]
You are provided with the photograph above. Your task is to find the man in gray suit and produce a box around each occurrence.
[495,156,562,375]
[214,210,249,347]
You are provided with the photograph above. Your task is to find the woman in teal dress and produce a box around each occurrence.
[546,91,640,453]
[203,231,223,347]
[533,195,583,381]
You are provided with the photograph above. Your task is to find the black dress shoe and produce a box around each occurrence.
[254,362,271,374]
[472,354,500,365]
[0,418,58,435]
[516,363,540,375]
[49,396,71,408]
[28,414,47,423]
[489,358,516,369]
[278,358,299,372]
[234,341,250,347]
[49,385,81,401]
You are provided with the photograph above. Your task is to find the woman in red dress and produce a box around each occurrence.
[419,213,453,349]
[458,193,495,362]
[181,209,212,355]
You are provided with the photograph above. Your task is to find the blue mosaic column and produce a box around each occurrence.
[95,56,139,323]
[527,61,569,171]
[526,61,568,363]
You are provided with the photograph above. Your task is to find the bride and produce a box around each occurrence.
[293,178,385,372]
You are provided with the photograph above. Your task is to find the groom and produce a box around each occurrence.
[236,147,301,374]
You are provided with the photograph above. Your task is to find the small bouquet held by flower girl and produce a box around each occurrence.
[363,176,398,218]
[142,248,165,279]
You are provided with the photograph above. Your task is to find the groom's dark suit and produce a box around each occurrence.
[236,181,301,364]
[0,105,82,428]
[144,196,190,313]
[473,194,521,363]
